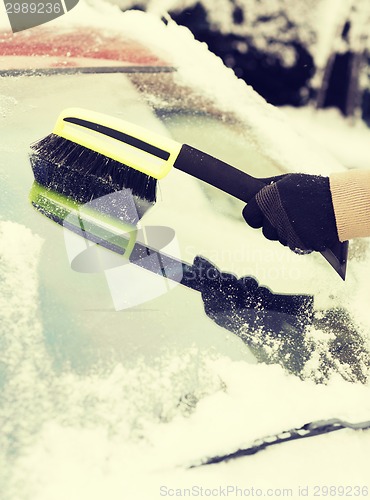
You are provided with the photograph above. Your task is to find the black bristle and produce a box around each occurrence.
[30,134,157,203]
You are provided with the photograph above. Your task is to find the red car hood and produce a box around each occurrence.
[0,26,171,72]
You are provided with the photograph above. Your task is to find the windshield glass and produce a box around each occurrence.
[1,68,370,494]
[1,70,369,377]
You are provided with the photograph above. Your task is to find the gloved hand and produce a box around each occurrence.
[191,255,313,376]
[191,257,368,384]
[242,173,339,253]
[191,255,312,321]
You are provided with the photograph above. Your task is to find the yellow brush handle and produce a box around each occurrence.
[53,108,182,179]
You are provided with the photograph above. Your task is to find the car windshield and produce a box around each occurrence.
[2,67,370,371]
[1,56,370,493]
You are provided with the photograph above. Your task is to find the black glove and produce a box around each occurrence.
[191,255,312,321]
[190,257,368,384]
[242,173,339,253]
[191,256,313,376]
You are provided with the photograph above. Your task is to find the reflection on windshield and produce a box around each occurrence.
[0,70,369,387]
[128,72,370,384]
[129,72,282,179]
[187,256,369,384]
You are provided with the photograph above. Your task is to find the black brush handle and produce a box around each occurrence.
[173,144,348,280]
[173,144,265,202]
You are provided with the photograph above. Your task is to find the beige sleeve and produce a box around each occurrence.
[329,170,370,242]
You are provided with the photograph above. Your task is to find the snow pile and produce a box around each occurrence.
[1,222,369,499]
[0,222,221,498]
[4,357,370,500]
[1,223,370,499]
[0,221,48,490]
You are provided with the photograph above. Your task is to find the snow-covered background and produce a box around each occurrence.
[1,1,370,499]
[113,0,370,119]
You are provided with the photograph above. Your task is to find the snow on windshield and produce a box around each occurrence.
[1,219,370,498]
[1,1,370,497]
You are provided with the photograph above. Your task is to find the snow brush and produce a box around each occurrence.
[28,181,312,320]
[29,107,348,279]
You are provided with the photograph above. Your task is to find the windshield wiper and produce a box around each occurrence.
[189,417,370,467]
[0,66,175,77]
